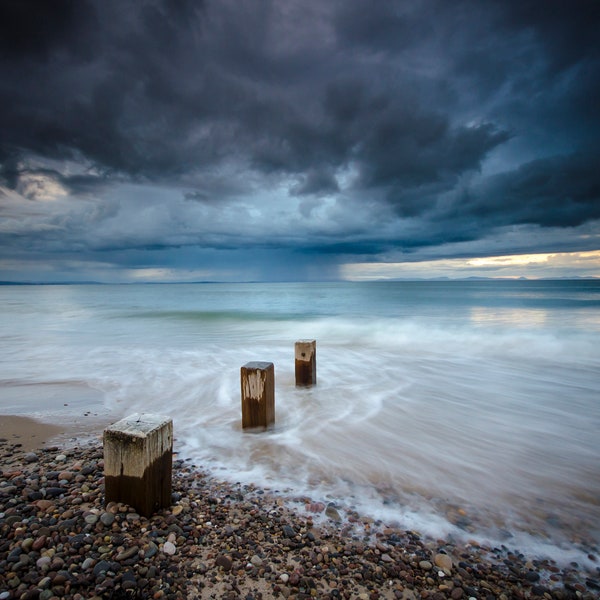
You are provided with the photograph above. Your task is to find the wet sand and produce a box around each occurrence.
[0,415,65,452]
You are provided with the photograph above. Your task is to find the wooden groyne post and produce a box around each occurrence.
[103,413,173,517]
[295,339,316,387]
[241,361,275,429]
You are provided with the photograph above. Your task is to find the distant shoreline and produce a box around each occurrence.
[1,277,599,285]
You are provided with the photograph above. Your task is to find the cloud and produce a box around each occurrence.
[0,0,598,281]
[442,152,600,231]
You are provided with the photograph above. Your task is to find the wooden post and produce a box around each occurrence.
[295,339,316,387]
[241,361,275,429]
[103,413,173,517]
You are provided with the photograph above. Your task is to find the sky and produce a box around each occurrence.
[1,0,599,282]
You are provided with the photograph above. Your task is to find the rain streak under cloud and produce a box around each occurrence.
[1,0,599,282]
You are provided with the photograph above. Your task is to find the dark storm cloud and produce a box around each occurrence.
[0,0,599,280]
[445,152,600,229]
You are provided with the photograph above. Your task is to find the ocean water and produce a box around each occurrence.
[1,280,599,564]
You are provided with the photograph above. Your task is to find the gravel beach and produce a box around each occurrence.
[1,430,599,600]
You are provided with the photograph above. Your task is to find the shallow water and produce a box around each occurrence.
[0,281,599,565]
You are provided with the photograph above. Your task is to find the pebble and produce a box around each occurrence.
[162,541,176,555]
[325,503,342,522]
[215,554,233,571]
[23,452,38,463]
[250,554,263,567]
[434,552,453,572]
[0,439,597,600]
[116,546,139,561]
[100,511,115,526]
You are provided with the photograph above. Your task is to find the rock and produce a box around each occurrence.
[434,553,453,572]
[23,452,38,463]
[524,570,540,583]
[250,555,263,567]
[163,541,176,556]
[55,454,67,462]
[32,535,47,551]
[121,570,137,590]
[100,512,115,526]
[280,573,289,583]
[419,560,433,571]
[36,556,51,570]
[92,560,112,578]
[144,541,158,558]
[44,487,65,498]
[115,546,139,561]
[215,555,232,571]
[282,525,296,538]
[21,537,34,551]
[325,503,342,522]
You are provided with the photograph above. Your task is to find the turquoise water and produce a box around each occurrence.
[0,281,599,563]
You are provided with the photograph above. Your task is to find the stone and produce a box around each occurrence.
[116,546,139,561]
[434,553,453,572]
[282,525,296,538]
[100,512,115,526]
[419,560,433,571]
[163,541,176,556]
[250,555,263,567]
[144,541,158,558]
[23,452,38,463]
[36,556,51,570]
[93,560,112,578]
[32,535,47,551]
[215,554,232,571]
[325,504,342,522]
[44,487,65,498]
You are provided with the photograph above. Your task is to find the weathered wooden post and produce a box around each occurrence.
[241,361,275,429]
[103,413,173,517]
[295,339,316,387]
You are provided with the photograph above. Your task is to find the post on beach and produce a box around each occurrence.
[295,339,316,387]
[241,361,275,429]
[103,413,173,517]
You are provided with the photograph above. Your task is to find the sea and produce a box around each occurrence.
[1,280,599,566]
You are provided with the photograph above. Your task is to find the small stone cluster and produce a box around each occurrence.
[1,439,599,600]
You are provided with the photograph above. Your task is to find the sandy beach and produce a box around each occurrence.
[0,417,598,600]
[0,416,65,453]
